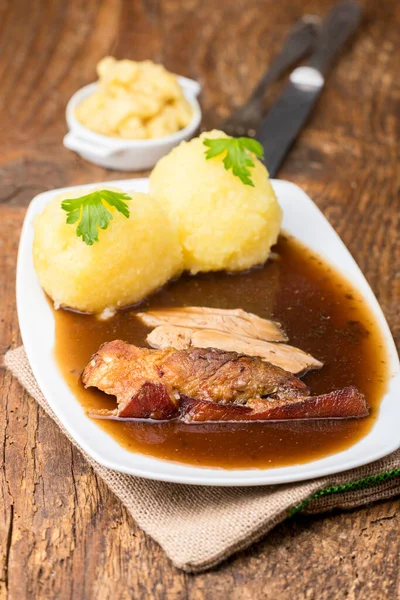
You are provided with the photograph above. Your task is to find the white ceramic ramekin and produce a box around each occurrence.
[63,76,201,171]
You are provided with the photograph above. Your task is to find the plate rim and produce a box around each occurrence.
[16,177,400,486]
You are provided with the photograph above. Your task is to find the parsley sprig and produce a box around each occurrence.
[61,189,131,245]
[203,136,264,186]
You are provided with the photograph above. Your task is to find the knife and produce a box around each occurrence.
[256,1,362,177]
[220,16,319,137]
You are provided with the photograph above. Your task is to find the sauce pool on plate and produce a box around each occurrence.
[53,235,389,469]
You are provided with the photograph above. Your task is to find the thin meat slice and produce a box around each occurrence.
[179,387,368,423]
[147,325,322,375]
[136,306,288,342]
[252,387,368,420]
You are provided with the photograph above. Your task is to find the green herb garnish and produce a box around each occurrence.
[61,189,131,245]
[203,136,264,187]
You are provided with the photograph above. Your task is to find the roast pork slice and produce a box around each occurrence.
[136,306,288,342]
[179,387,368,423]
[147,325,323,375]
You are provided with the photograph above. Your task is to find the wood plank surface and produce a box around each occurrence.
[0,0,399,598]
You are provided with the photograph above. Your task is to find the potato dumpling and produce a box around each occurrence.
[149,130,282,274]
[33,189,183,314]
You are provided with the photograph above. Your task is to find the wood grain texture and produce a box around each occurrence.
[0,0,399,598]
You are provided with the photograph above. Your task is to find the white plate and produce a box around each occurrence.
[17,178,400,486]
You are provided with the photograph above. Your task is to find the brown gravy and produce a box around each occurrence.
[53,235,389,469]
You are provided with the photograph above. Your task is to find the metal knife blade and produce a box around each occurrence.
[256,1,362,177]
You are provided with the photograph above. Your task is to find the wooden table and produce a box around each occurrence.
[1,0,399,597]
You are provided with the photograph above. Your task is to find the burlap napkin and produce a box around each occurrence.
[4,346,400,573]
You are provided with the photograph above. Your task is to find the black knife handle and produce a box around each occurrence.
[308,1,362,76]
[250,17,319,102]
